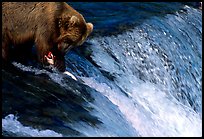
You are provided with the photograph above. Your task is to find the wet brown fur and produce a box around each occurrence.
[2,2,93,71]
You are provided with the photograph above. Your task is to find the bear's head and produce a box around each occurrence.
[57,13,93,55]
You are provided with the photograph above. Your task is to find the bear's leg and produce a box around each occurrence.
[2,40,12,70]
[54,56,66,72]
[2,32,11,62]
[35,37,51,66]
[11,42,34,65]
[2,41,9,62]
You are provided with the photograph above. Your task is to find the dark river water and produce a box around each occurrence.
[2,2,202,137]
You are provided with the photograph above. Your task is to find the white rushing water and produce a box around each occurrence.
[5,62,139,137]
[2,114,63,137]
[79,5,202,137]
[81,77,201,137]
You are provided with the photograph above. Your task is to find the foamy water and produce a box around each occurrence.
[2,114,63,137]
[12,62,77,87]
[78,5,202,137]
[80,77,201,137]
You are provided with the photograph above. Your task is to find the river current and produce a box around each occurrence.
[2,2,202,137]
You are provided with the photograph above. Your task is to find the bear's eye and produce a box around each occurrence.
[64,23,69,30]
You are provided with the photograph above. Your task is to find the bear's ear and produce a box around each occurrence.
[69,16,79,26]
[86,23,93,34]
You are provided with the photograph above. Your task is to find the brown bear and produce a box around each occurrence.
[2,2,93,72]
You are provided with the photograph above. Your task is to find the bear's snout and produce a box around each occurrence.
[58,41,73,54]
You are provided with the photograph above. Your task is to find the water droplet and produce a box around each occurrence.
[163,31,166,35]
